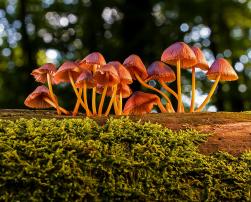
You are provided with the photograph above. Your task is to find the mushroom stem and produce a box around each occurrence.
[72,88,83,116]
[68,72,91,116]
[98,85,107,116]
[195,74,221,112]
[44,97,69,115]
[47,74,61,115]
[83,81,90,113]
[113,96,119,115]
[134,72,174,112]
[157,100,167,113]
[159,80,178,99]
[92,65,97,115]
[190,67,196,112]
[104,85,117,116]
[177,60,182,112]
[119,91,123,115]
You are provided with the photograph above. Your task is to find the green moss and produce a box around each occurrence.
[0,117,250,201]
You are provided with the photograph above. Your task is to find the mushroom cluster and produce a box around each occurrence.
[24,42,238,116]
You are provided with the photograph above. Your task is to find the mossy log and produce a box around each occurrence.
[0,109,250,155]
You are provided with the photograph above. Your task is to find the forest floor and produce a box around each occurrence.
[0,109,250,156]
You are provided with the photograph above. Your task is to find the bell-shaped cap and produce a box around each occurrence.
[123,54,148,80]
[94,64,120,86]
[54,61,81,84]
[24,85,53,108]
[79,52,106,71]
[31,63,57,84]
[123,91,160,115]
[191,47,209,70]
[75,68,96,88]
[206,58,238,81]
[161,42,197,68]
[147,61,176,82]
[108,61,133,84]
[97,84,132,98]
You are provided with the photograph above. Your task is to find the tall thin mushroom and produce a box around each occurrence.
[196,58,238,112]
[54,61,91,116]
[31,63,61,114]
[108,61,133,115]
[79,52,106,115]
[190,47,209,112]
[123,54,174,112]
[93,64,120,116]
[24,85,69,115]
[123,91,166,115]
[161,42,197,112]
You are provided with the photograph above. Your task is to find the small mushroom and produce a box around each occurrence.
[54,61,91,116]
[93,64,120,116]
[108,61,133,115]
[24,85,69,115]
[31,63,61,114]
[196,58,238,112]
[73,68,95,116]
[123,54,174,112]
[190,47,209,112]
[161,42,197,112]
[123,91,166,115]
[78,52,106,115]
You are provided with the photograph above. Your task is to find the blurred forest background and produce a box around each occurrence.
[0,0,250,111]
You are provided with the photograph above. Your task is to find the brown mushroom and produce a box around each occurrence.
[93,64,120,116]
[78,52,106,115]
[31,63,61,114]
[108,61,133,115]
[54,61,91,116]
[24,85,69,115]
[190,47,209,112]
[72,68,95,116]
[196,58,238,112]
[123,91,166,115]
[123,54,174,112]
[161,42,197,112]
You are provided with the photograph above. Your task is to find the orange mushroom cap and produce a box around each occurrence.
[206,58,238,81]
[97,84,132,98]
[31,63,57,84]
[108,61,133,84]
[123,91,160,115]
[123,54,148,80]
[147,61,176,82]
[93,64,120,87]
[161,42,197,68]
[54,61,81,84]
[78,52,106,71]
[191,47,209,70]
[75,68,96,88]
[24,85,54,108]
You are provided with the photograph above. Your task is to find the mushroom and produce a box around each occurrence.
[108,61,133,115]
[123,91,166,115]
[73,68,95,116]
[31,63,61,115]
[123,54,174,112]
[190,47,209,112]
[24,85,69,115]
[196,58,238,112]
[54,61,91,116]
[93,64,120,116]
[78,52,106,115]
[161,42,197,112]
[146,61,180,111]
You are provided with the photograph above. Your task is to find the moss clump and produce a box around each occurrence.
[0,117,250,201]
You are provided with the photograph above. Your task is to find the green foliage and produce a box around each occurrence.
[0,117,250,201]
